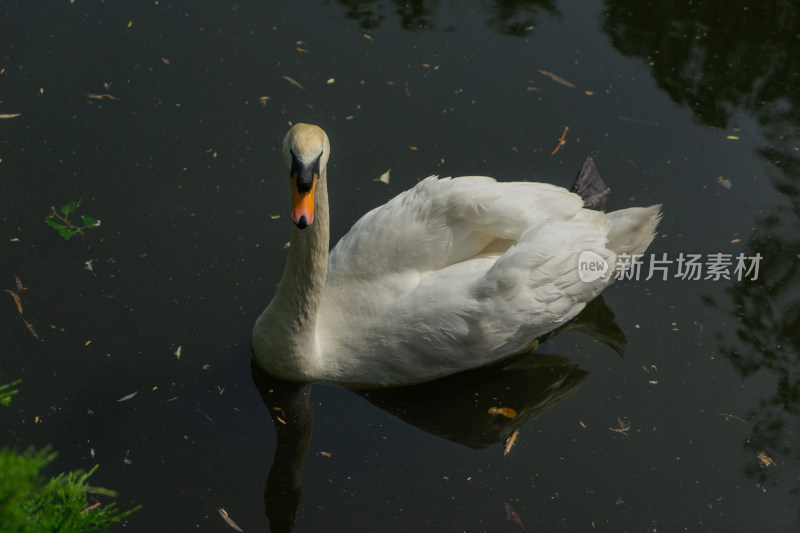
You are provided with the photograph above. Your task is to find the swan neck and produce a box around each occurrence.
[274,167,329,339]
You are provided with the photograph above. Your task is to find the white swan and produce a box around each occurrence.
[253,123,661,387]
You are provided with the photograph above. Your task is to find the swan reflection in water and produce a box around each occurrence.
[251,296,624,532]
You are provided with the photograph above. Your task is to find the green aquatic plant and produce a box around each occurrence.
[45,200,100,240]
[0,376,20,406]
[0,377,139,532]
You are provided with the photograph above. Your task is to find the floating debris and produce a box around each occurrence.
[218,508,245,532]
[86,93,120,101]
[757,451,775,467]
[117,391,138,402]
[717,412,746,423]
[537,69,575,88]
[282,75,306,91]
[0,113,21,119]
[503,429,519,456]
[23,319,39,340]
[4,290,22,315]
[488,406,517,419]
[504,502,526,530]
[609,417,630,438]
[551,126,569,155]
[374,169,390,184]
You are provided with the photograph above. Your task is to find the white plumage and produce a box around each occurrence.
[253,124,661,387]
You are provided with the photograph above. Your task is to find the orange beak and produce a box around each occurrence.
[291,172,317,229]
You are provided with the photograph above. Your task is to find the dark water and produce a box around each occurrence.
[1,0,798,531]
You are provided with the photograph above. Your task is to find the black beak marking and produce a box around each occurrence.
[290,150,321,193]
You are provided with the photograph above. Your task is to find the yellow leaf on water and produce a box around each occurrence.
[161,57,171,65]
[85,340,91,346]
[319,451,332,457]
[4,289,22,315]
[726,135,740,140]
[757,451,775,467]
[175,346,182,359]
[0,113,21,119]
[127,20,132,28]
[488,406,518,419]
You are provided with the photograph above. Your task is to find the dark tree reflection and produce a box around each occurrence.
[334,0,559,35]
[603,0,800,491]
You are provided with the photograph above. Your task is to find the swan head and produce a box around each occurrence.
[282,123,330,229]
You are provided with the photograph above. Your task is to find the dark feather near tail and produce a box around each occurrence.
[571,156,611,211]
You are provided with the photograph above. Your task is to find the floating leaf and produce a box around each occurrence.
[218,508,244,532]
[161,57,171,65]
[609,417,630,438]
[259,96,270,107]
[23,319,39,339]
[757,451,775,467]
[61,201,80,215]
[45,218,64,231]
[175,346,182,359]
[86,93,119,101]
[326,78,335,85]
[82,215,99,227]
[503,429,519,456]
[117,391,138,402]
[281,75,306,91]
[0,113,21,119]
[488,406,517,419]
[537,69,576,88]
[375,169,390,184]
[4,290,22,315]
[504,502,527,530]
[319,451,332,457]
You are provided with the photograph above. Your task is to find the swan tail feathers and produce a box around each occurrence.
[605,204,662,256]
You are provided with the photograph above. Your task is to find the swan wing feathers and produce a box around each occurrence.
[327,176,583,279]
[318,176,658,385]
